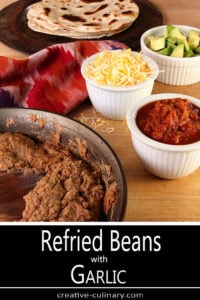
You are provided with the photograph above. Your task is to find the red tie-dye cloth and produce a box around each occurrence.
[0,40,127,115]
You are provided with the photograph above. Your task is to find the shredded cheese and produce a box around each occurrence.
[85,49,153,87]
[77,110,115,134]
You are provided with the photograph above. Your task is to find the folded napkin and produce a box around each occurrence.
[0,40,127,114]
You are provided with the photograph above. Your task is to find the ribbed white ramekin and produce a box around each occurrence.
[127,93,200,179]
[140,25,200,85]
[81,51,159,120]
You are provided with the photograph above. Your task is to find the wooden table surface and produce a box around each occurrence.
[1,0,200,221]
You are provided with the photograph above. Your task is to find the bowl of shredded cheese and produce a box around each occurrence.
[81,49,159,120]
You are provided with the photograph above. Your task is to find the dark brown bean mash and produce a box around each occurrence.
[0,132,118,221]
[136,98,200,145]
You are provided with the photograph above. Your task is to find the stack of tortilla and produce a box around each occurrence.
[26,0,139,39]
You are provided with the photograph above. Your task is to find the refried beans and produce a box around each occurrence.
[136,98,200,145]
[0,132,118,221]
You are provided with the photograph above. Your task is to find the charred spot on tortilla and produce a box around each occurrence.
[61,15,86,22]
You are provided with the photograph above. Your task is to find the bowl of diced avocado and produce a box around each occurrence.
[140,25,200,85]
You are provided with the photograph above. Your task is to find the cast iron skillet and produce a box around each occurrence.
[0,108,127,222]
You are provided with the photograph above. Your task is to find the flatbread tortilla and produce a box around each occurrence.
[26,0,139,39]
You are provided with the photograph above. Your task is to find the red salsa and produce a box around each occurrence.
[136,98,200,145]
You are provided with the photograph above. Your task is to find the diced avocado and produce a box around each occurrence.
[176,38,190,52]
[167,36,190,52]
[167,37,178,44]
[194,45,200,54]
[164,25,176,38]
[147,36,166,51]
[167,39,176,48]
[170,44,184,57]
[167,40,177,53]
[176,39,185,45]
[188,30,200,49]
[170,27,186,41]
[183,39,190,52]
[147,25,200,58]
[157,47,171,56]
[184,48,194,57]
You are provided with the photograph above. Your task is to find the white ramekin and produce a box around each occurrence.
[127,93,200,179]
[81,51,159,120]
[140,25,200,85]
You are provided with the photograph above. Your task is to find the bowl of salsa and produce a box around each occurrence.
[127,93,200,179]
